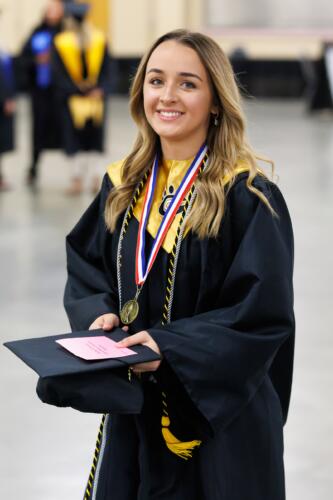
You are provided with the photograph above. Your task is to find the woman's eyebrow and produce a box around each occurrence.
[179,72,203,81]
[146,68,203,81]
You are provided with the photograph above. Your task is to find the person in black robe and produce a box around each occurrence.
[19,0,64,186]
[0,48,16,191]
[52,2,111,195]
[64,29,295,500]
[308,42,333,112]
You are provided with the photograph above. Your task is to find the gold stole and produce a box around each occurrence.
[107,159,251,252]
[54,29,106,128]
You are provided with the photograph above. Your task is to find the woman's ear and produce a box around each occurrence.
[210,105,220,127]
[211,104,219,115]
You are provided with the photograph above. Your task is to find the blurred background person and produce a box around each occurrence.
[19,0,64,187]
[52,1,111,195]
[307,41,333,112]
[0,42,16,191]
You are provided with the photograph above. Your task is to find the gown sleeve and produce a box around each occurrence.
[0,57,15,103]
[64,175,119,331]
[149,177,295,435]
[17,30,36,92]
[95,45,112,96]
[0,68,7,105]
[51,45,79,98]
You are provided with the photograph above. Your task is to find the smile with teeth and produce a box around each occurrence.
[158,110,184,120]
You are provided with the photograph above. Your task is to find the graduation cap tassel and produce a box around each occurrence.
[161,394,201,460]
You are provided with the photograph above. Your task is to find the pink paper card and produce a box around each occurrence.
[56,336,136,361]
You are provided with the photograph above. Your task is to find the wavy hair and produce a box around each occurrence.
[105,29,273,238]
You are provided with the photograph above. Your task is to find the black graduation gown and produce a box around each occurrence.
[0,54,15,154]
[19,23,62,154]
[52,37,110,156]
[64,172,295,500]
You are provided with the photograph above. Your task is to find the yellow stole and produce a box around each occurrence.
[54,29,106,128]
[54,29,106,86]
[107,158,250,252]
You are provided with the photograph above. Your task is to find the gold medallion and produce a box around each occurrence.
[120,299,139,325]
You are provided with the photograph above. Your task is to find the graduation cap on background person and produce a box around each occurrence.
[4,328,160,414]
[63,1,90,22]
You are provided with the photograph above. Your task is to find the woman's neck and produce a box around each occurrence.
[160,138,204,161]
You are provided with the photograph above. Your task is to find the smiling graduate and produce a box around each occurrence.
[64,29,295,500]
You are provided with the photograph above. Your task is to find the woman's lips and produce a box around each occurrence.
[157,110,184,121]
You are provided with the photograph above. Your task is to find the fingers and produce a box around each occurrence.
[89,313,120,331]
[117,331,149,348]
[89,318,103,330]
[131,364,148,373]
[102,315,119,331]
[130,360,161,373]
[118,330,162,358]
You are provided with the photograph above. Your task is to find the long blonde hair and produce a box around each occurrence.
[105,29,273,238]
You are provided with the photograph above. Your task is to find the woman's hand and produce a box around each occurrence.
[118,331,162,373]
[89,313,120,331]
[4,99,16,115]
[88,88,104,98]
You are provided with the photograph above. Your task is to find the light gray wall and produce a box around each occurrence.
[207,0,333,28]
[0,0,47,52]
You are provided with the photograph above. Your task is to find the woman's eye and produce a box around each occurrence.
[150,78,163,86]
[181,81,196,89]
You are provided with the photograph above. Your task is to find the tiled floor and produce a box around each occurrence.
[0,97,332,499]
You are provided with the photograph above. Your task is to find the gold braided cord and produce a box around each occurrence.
[84,414,107,499]
[123,173,149,232]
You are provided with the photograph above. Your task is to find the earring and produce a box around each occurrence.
[213,114,219,126]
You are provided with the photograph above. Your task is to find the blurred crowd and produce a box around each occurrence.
[1,0,333,196]
[0,0,112,194]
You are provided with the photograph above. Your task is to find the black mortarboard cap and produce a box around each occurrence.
[4,328,160,414]
[64,2,90,22]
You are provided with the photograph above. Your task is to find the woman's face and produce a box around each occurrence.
[143,40,216,155]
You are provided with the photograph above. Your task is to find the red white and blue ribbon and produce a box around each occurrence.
[135,144,208,286]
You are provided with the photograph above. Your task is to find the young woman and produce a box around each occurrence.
[64,29,295,500]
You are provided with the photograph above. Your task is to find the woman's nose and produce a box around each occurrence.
[159,84,177,103]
